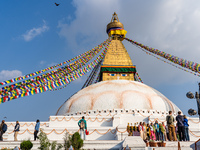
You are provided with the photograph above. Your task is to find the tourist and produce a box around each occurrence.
[133,123,137,132]
[183,115,190,141]
[138,122,144,140]
[130,123,133,135]
[143,122,147,140]
[13,121,20,141]
[0,120,7,141]
[176,111,185,141]
[146,123,150,140]
[34,119,40,141]
[159,123,165,141]
[166,111,177,141]
[154,120,159,141]
[165,124,169,141]
[162,122,167,141]
[132,123,140,136]
[175,123,179,140]
[136,122,139,132]
[150,123,156,140]
[13,146,20,150]
[78,116,87,140]
[127,123,131,136]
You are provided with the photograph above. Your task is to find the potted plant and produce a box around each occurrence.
[157,140,166,147]
[157,141,162,147]
[20,140,33,150]
[149,140,157,147]
[144,139,149,147]
[149,136,157,147]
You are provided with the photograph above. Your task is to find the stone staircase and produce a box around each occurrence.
[0,140,198,150]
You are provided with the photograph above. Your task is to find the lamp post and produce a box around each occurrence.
[186,83,200,120]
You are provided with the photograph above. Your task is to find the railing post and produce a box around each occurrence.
[195,138,200,150]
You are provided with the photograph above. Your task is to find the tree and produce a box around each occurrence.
[64,132,83,150]
[20,140,33,150]
[38,129,63,150]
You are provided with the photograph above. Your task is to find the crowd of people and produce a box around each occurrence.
[127,111,190,141]
[0,111,190,142]
[0,119,40,141]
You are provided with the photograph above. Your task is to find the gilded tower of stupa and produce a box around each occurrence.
[100,12,136,81]
[56,12,180,117]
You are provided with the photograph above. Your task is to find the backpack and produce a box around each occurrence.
[80,120,85,129]
[167,115,173,124]
[2,124,7,133]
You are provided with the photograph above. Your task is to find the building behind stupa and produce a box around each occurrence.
[1,12,200,150]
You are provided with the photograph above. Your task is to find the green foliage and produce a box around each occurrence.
[51,141,63,150]
[38,130,51,150]
[63,132,83,150]
[51,141,57,150]
[38,129,63,150]
[63,132,71,150]
[20,140,33,150]
[72,132,83,150]
[55,143,63,150]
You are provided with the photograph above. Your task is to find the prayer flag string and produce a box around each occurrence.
[125,37,200,77]
[135,72,143,83]
[0,39,111,104]
[0,48,108,103]
[0,39,111,93]
[0,39,111,86]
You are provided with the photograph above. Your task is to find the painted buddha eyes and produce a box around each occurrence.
[121,74,127,76]
[108,73,128,76]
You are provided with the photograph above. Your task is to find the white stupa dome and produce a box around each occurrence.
[56,80,180,115]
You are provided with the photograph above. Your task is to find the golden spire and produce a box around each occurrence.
[106,12,127,40]
[99,13,136,81]
[106,12,124,30]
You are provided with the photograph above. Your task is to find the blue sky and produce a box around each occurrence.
[1,0,200,121]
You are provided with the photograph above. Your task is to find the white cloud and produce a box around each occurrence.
[22,20,49,41]
[0,70,23,81]
[58,0,200,86]
[39,61,46,65]
[47,62,57,67]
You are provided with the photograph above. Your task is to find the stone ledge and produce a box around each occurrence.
[0,140,197,150]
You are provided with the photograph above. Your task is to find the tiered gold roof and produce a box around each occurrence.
[103,40,133,66]
[100,13,136,81]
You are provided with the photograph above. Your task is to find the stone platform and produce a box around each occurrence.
[2,110,200,142]
[1,110,200,149]
[0,140,198,150]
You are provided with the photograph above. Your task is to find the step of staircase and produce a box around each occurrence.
[0,140,197,150]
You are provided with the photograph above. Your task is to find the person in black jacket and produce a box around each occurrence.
[0,120,7,141]
[14,121,20,141]
[176,111,185,141]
